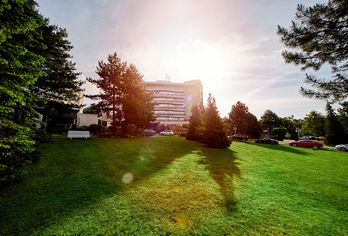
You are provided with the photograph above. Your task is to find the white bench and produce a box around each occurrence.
[67,130,90,140]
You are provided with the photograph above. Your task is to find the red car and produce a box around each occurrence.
[289,140,323,148]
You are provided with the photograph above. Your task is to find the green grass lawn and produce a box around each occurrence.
[0,136,347,235]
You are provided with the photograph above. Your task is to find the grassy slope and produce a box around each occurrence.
[0,136,347,235]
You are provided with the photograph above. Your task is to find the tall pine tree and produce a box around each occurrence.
[34,20,83,132]
[87,53,127,135]
[122,64,154,135]
[187,105,203,141]
[87,53,153,136]
[202,94,230,148]
[277,0,348,102]
[325,103,346,145]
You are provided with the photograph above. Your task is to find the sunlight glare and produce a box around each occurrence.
[168,40,231,92]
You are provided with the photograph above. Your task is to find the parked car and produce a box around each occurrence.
[231,134,248,141]
[289,140,323,148]
[160,130,174,136]
[255,138,278,144]
[300,136,320,140]
[335,144,348,151]
[143,129,156,136]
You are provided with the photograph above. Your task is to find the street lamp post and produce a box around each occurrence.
[296,128,301,140]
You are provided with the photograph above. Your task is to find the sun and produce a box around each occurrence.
[168,40,230,92]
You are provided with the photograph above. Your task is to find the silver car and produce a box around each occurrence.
[160,130,174,136]
[335,144,348,151]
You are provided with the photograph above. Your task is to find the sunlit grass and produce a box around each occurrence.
[0,136,347,235]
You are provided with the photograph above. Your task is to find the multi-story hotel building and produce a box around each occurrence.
[145,80,203,126]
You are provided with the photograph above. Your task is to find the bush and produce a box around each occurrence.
[32,129,51,143]
[87,124,100,135]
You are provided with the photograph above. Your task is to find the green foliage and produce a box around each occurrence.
[228,101,261,138]
[87,54,153,137]
[228,101,249,134]
[278,116,303,140]
[35,21,83,104]
[325,103,346,145]
[87,53,127,135]
[127,124,137,136]
[260,110,281,138]
[33,20,83,132]
[122,64,154,135]
[278,0,348,102]
[301,111,326,136]
[0,0,45,185]
[87,124,100,135]
[187,95,230,148]
[246,113,262,139]
[187,105,203,141]
[83,104,100,114]
[202,94,230,148]
[1,0,82,185]
[337,102,348,137]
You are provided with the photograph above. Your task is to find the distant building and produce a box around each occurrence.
[76,113,98,127]
[145,80,203,127]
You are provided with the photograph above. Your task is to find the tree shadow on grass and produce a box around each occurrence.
[198,147,240,213]
[98,137,204,188]
[244,142,309,156]
[0,136,200,235]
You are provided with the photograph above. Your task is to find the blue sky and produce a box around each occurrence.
[36,0,328,118]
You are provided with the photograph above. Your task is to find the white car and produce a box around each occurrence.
[335,144,348,151]
[160,130,174,136]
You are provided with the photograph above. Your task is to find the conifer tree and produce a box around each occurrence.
[187,105,202,141]
[87,53,127,135]
[202,94,230,148]
[87,54,153,136]
[325,103,346,145]
[122,64,154,135]
[278,0,348,102]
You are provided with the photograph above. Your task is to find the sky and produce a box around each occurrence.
[36,0,328,118]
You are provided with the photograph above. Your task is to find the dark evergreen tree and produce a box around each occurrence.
[122,64,154,135]
[202,94,230,148]
[36,21,82,104]
[277,1,348,102]
[83,103,101,114]
[87,53,127,136]
[337,102,348,138]
[34,21,83,132]
[187,105,202,141]
[87,54,153,136]
[325,103,346,145]
[0,0,45,184]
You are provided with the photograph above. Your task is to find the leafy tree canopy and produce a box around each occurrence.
[260,110,281,137]
[228,101,261,138]
[301,111,326,136]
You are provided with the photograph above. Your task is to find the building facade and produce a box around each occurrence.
[145,80,203,126]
